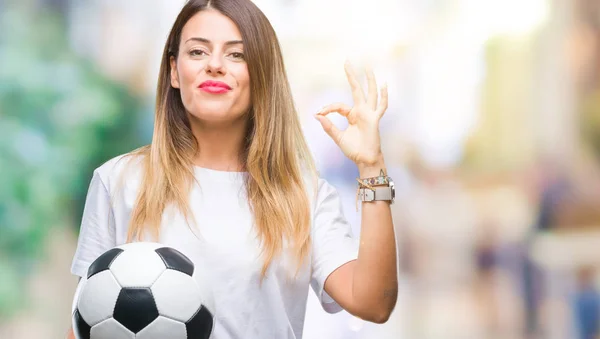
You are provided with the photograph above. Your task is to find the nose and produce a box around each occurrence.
[206,53,225,75]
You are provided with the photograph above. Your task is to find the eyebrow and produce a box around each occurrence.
[185,37,243,46]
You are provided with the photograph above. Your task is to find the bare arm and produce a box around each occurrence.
[324,161,398,323]
[316,63,397,323]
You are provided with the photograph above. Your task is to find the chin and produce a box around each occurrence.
[189,105,245,124]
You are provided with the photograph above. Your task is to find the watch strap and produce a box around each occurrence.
[358,186,393,202]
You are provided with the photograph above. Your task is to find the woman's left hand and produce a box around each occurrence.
[315,61,389,168]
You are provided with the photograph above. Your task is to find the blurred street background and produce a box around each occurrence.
[2,0,600,338]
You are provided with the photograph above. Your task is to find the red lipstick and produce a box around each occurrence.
[199,80,232,94]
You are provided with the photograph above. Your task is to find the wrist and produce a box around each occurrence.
[357,157,386,178]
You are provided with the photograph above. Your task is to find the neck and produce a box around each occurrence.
[189,115,249,172]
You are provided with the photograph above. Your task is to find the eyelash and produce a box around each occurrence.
[189,49,206,57]
[189,49,244,60]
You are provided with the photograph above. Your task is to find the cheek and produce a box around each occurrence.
[178,60,201,86]
[235,66,251,103]
[240,81,251,101]
[177,60,202,107]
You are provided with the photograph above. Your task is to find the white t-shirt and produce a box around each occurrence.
[70,154,359,339]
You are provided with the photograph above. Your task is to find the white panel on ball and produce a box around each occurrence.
[77,270,121,326]
[91,318,135,339]
[136,316,188,339]
[193,266,216,316]
[71,275,87,314]
[151,269,203,322]
[110,247,166,287]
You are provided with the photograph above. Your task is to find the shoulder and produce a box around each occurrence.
[93,151,145,192]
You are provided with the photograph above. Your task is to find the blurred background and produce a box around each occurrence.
[1,0,600,338]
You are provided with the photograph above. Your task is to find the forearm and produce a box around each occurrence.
[352,159,398,321]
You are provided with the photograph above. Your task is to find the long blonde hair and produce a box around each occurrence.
[124,0,317,280]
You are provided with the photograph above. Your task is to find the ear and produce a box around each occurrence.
[170,56,180,89]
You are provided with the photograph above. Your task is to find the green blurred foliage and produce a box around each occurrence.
[0,5,149,317]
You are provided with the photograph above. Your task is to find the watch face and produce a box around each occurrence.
[390,180,395,203]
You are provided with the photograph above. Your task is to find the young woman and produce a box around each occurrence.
[68,0,397,338]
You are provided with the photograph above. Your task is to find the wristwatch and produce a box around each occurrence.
[358,177,395,204]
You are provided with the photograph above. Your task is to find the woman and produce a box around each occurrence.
[68,0,397,338]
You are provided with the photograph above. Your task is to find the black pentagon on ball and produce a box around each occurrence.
[113,288,159,334]
[186,305,214,339]
[155,247,194,276]
[87,248,124,279]
[73,309,91,339]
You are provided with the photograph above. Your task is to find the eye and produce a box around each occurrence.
[189,49,207,57]
[229,52,245,60]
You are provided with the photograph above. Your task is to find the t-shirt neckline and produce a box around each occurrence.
[193,166,246,183]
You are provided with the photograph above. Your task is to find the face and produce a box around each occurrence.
[170,9,251,124]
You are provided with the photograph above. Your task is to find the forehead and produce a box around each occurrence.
[181,9,243,42]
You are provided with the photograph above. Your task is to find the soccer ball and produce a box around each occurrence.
[72,242,214,339]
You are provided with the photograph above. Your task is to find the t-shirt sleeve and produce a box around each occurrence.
[70,170,117,278]
[310,179,359,314]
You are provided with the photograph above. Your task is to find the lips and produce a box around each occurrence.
[199,80,232,94]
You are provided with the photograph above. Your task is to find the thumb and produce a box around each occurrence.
[315,114,342,144]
